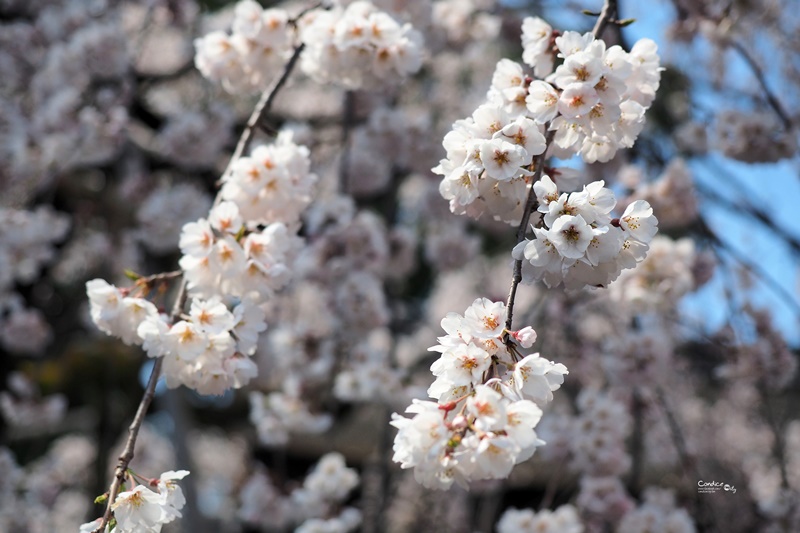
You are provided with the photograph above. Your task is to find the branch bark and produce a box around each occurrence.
[505,0,619,332]
[93,42,306,533]
[727,39,793,130]
[93,280,186,533]
[218,43,306,190]
[592,0,618,39]
[504,130,555,333]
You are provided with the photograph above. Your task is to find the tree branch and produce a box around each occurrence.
[592,0,618,39]
[696,216,800,318]
[505,131,555,332]
[758,382,790,490]
[505,0,619,332]
[726,39,793,130]
[93,41,307,532]
[93,280,187,533]
[338,90,356,194]
[218,43,306,188]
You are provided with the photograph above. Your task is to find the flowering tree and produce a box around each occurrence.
[1,0,798,532]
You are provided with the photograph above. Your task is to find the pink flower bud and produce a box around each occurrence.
[513,326,537,348]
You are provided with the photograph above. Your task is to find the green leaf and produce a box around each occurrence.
[124,269,141,281]
[235,225,247,241]
[617,18,636,27]
[94,493,108,505]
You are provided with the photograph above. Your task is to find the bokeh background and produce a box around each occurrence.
[1,0,799,531]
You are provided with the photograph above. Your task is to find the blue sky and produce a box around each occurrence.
[618,0,800,345]
[506,0,800,344]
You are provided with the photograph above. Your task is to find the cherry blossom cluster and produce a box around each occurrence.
[391,298,568,489]
[570,390,632,477]
[433,16,662,225]
[135,182,212,255]
[239,452,361,532]
[608,236,696,307]
[178,203,304,302]
[622,159,697,230]
[577,475,634,524]
[1,436,98,531]
[0,206,70,290]
[195,0,424,93]
[80,471,189,533]
[511,176,658,289]
[0,292,53,355]
[520,18,662,160]
[153,104,235,170]
[298,1,424,89]
[86,279,261,393]
[194,0,294,93]
[246,200,405,445]
[497,504,583,533]
[344,106,434,197]
[0,206,70,355]
[618,488,696,533]
[219,130,316,227]
[249,384,333,447]
[334,330,403,402]
[0,372,66,429]
[1,0,131,190]
[86,132,316,394]
[715,109,796,163]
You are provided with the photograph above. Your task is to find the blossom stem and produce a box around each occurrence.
[338,90,356,193]
[592,0,618,39]
[93,37,308,532]
[504,130,554,333]
[217,42,306,190]
[93,279,187,533]
[505,0,637,333]
[758,382,790,489]
[134,269,183,287]
[726,39,793,130]
[94,350,164,532]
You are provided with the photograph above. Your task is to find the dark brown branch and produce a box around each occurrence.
[592,0,618,39]
[93,280,187,533]
[93,40,308,533]
[504,130,555,332]
[696,216,800,318]
[505,0,621,332]
[218,43,306,188]
[726,39,793,130]
[338,90,356,194]
[758,382,790,490]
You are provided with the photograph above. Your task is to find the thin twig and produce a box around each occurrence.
[134,270,183,285]
[539,455,566,510]
[505,0,620,332]
[726,39,793,130]
[504,131,555,332]
[592,0,618,39]
[338,90,356,193]
[93,39,308,532]
[94,280,187,533]
[217,43,306,190]
[758,382,790,490]
[696,216,800,318]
